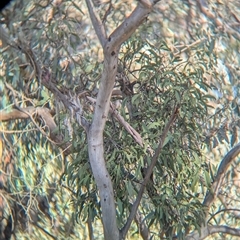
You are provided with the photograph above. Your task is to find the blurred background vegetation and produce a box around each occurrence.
[0,0,240,239]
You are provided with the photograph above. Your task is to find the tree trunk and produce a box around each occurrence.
[87,50,120,239]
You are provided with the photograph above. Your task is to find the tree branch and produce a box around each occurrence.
[84,1,160,239]
[217,194,240,219]
[109,0,159,49]
[208,208,240,223]
[110,102,143,146]
[186,225,240,240]
[41,69,89,131]
[203,142,240,211]
[85,0,107,47]
[0,24,89,132]
[120,106,179,239]
[0,106,72,156]
[87,96,143,146]
[89,0,161,147]
[134,210,151,240]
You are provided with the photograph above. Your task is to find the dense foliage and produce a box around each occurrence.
[0,0,239,239]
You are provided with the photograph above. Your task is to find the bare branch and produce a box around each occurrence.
[208,207,240,223]
[203,142,240,210]
[87,96,143,146]
[0,106,56,134]
[109,1,154,49]
[0,108,34,122]
[34,223,57,240]
[110,102,143,146]
[173,38,206,57]
[102,1,112,24]
[85,0,107,47]
[134,210,151,240]
[121,106,179,239]
[186,225,240,240]
[41,69,89,131]
[217,194,240,219]
[87,216,94,240]
[0,106,72,156]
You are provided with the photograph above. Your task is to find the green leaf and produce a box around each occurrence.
[191,175,199,192]
[126,181,135,196]
[175,91,181,103]
[163,134,172,147]
[117,198,123,215]
[204,170,211,188]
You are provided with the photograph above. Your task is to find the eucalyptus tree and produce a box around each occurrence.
[0,0,240,239]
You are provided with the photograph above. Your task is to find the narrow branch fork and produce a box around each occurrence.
[87,96,143,146]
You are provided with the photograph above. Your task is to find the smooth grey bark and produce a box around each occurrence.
[85,0,161,239]
[87,51,119,239]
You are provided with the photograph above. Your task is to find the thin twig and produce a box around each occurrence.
[120,106,179,239]
[102,1,112,24]
[87,96,143,146]
[8,106,57,144]
[0,128,39,134]
[34,223,57,240]
[173,38,206,57]
[203,142,240,211]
